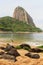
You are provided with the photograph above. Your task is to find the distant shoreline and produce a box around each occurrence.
[0,31,43,34]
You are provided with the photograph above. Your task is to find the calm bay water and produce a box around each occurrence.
[0,33,43,46]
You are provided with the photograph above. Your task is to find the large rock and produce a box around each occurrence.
[5,44,15,51]
[0,53,17,61]
[0,44,20,61]
[7,48,20,57]
[29,48,43,53]
[4,44,20,57]
[20,44,31,49]
[25,53,40,59]
[13,6,35,26]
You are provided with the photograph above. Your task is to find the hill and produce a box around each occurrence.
[13,6,35,26]
[0,16,42,32]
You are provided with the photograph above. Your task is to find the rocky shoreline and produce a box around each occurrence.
[0,43,43,65]
[0,44,43,63]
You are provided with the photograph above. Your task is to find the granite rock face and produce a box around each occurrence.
[13,6,35,26]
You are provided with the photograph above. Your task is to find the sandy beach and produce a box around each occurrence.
[0,49,43,65]
[0,42,43,65]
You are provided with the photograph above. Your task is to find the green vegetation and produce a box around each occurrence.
[37,46,43,49]
[15,45,30,50]
[0,16,42,32]
[15,46,22,49]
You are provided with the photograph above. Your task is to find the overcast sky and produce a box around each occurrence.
[0,0,43,30]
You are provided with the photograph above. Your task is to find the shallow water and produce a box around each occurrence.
[0,33,43,46]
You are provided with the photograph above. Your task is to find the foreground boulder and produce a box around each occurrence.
[32,54,40,59]
[0,53,17,61]
[4,44,20,57]
[0,44,20,61]
[5,44,15,51]
[20,44,31,49]
[2,44,20,57]
[25,53,40,59]
[29,48,43,53]
[7,48,20,57]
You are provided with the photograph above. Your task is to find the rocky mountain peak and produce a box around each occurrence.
[13,6,35,26]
